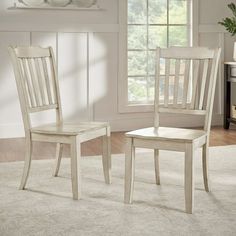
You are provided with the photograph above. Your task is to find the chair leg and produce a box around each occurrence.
[154,149,160,185]
[70,136,81,200]
[102,126,111,184]
[202,142,210,192]
[124,137,135,204]
[19,137,33,190]
[185,143,195,214]
[53,143,63,177]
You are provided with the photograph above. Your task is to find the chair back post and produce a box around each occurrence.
[49,47,63,125]
[8,46,32,134]
[8,46,64,134]
[203,48,222,134]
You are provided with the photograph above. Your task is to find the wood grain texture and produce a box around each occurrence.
[1,128,236,163]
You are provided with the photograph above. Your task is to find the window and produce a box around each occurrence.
[119,0,197,113]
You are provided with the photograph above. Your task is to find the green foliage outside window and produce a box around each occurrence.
[127,0,189,103]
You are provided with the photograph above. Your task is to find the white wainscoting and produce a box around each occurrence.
[199,24,226,116]
[0,23,226,138]
[0,25,119,138]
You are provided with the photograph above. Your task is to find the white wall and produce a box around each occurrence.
[0,0,233,138]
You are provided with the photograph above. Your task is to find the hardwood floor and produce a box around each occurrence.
[0,126,236,163]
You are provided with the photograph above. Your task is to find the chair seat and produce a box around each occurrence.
[126,127,207,143]
[31,122,108,135]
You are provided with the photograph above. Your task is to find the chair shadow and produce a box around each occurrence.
[134,200,185,213]
[207,192,228,212]
[25,188,72,200]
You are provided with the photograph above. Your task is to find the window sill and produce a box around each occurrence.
[118,103,154,113]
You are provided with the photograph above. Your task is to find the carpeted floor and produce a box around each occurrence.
[0,145,236,236]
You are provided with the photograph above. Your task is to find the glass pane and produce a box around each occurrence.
[169,26,188,46]
[128,77,148,102]
[179,59,186,74]
[147,77,155,101]
[128,0,147,24]
[160,58,165,75]
[148,52,166,76]
[169,59,176,74]
[148,51,156,76]
[159,76,165,103]
[149,0,167,24]
[128,26,147,50]
[128,51,147,76]
[169,76,175,101]
[149,26,167,49]
[178,75,184,102]
[169,0,187,24]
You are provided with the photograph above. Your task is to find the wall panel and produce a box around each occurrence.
[0,32,30,137]
[58,33,89,122]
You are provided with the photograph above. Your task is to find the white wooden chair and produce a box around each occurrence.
[124,47,221,213]
[8,46,111,200]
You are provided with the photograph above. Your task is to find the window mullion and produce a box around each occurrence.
[122,0,193,110]
[167,0,170,47]
[146,0,150,101]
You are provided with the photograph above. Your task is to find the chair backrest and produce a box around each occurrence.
[154,47,221,133]
[8,46,63,132]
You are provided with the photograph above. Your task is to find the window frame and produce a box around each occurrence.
[118,0,199,113]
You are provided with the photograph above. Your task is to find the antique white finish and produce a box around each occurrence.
[8,46,111,200]
[124,47,221,213]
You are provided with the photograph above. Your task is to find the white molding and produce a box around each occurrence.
[198,24,226,115]
[0,123,25,139]
[218,32,225,115]
[0,24,119,33]
[192,0,199,46]
[87,32,95,121]
[118,0,197,114]
[118,0,128,113]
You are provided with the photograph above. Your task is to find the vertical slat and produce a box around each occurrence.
[164,59,170,107]
[182,59,190,108]
[35,58,46,105]
[49,55,58,105]
[49,46,63,124]
[173,59,180,107]
[199,59,209,109]
[18,60,31,108]
[22,59,35,108]
[28,58,41,106]
[190,60,200,109]
[154,48,161,128]
[42,58,53,104]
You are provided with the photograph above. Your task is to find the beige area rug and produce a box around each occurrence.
[0,145,236,236]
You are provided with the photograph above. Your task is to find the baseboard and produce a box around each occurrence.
[109,113,223,132]
[0,114,223,139]
[0,123,25,139]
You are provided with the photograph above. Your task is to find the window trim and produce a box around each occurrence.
[118,0,199,113]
